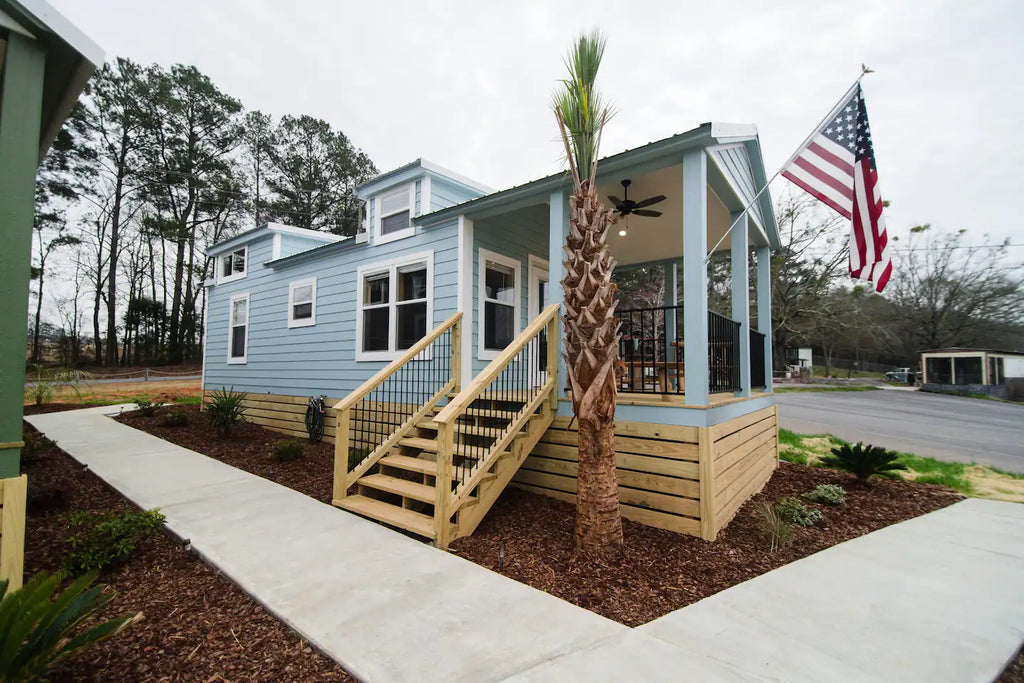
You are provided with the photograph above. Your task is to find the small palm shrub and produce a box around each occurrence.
[0,572,140,681]
[204,387,247,437]
[133,398,159,417]
[805,484,846,506]
[755,501,794,552]
[270,440,304,462]
[26,381,55,407]
[819,442,908,482]
[62,509,166,576]
[159,408,189,428]
[776,496,823,527]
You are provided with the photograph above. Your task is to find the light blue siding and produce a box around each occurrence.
[431,177,481,213]
[471,203,549,376]
[277,232,334,259]
[710,146,765,227]
[204,220,460,398]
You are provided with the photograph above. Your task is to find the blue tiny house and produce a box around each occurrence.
[203,124,783,545]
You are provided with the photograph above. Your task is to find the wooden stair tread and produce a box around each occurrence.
[400,437,514,458]
[416,421,510,437]
[358,473,435,503]
[336,495,435,538]
[379,454,438,475]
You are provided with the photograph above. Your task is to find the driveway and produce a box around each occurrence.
[775,389,1024,472]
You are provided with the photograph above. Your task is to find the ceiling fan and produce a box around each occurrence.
[609,179,666,218]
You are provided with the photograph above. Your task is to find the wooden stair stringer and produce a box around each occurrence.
[451,399,554,541]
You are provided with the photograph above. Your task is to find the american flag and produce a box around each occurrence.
[782,84,892,292]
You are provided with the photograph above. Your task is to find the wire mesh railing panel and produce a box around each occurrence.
[348,327,453,472]
[451,334,546,491]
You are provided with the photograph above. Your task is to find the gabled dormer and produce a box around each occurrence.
[207,222,345,285]
[357,159,491,245]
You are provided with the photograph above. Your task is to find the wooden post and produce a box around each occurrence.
[0,475,27,590]
[332,409,351,503]
[434,422,454,548]
[451,316,462,394]
[546,314,559,411]
[697,427,717,541]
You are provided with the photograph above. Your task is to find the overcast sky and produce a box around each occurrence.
[51,0,1024,249]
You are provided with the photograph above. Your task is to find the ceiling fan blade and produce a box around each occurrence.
[634,195,666,209]
[632,209,662,217]
[608,195,623,206]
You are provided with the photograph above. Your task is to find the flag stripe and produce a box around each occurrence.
[781,165,853,219]
[792,155,855,201]
[807,140,855,177]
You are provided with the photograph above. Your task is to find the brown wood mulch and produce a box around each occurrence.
[21,420,351,681]
[1000,644,1024,683]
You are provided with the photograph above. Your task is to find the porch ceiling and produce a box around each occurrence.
[596,164,748,268]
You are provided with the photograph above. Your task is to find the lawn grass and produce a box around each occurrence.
[774,385,881,394]
[25,378,202,408]
[778,429,1022,502]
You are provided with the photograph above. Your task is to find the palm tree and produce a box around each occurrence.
[553,30,623,555]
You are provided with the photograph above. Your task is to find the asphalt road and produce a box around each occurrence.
[775,389,1024,472]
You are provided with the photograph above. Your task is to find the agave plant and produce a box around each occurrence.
[0,572,140,680]
[204,386,247,438]
[553,30,623,555]
[819,442,908,482]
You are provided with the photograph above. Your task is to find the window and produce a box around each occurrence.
[356,251,434,361]
[228,294,249,364]
[375,184,415,244]
[288,278,317,328]
[478,249,521,360]
[219,247,247,283]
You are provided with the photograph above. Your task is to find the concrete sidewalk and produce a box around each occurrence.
[27,405,1024,682]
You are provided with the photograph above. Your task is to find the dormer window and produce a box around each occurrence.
[375,184,415,244]
[219,247,247,283]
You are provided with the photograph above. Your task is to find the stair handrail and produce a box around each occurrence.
[332,312,462,503]
[434,303,560,426]
[432,303,560,547]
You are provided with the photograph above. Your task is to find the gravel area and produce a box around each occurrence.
[21,420,351,681]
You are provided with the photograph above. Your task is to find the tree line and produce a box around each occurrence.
[29,57,377,368]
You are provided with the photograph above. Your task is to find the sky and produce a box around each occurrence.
[48,0,1024,249]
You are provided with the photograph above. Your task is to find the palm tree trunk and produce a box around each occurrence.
[563,180,623,554]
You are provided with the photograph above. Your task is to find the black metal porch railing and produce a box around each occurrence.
[750,328,767,389]
[708,311,741,393]
[617,306,744,395]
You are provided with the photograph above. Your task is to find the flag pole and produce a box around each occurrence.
[703,66,873,262]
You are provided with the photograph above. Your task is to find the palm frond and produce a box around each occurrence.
[553,30,613,188]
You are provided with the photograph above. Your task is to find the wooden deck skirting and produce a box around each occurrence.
[513,406,778,540]
[0,475,27,590]
[212,390,778,540]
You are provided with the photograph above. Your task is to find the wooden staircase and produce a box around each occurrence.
[332,304,560,548]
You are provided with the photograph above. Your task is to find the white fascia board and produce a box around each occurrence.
[265,222,346,242]
[16,0,104,67]
[420,159,494,194]
[710,122,759,143]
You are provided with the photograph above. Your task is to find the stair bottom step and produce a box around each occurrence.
[336,495,436,539]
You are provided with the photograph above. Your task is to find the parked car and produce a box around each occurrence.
[885,367,922,384]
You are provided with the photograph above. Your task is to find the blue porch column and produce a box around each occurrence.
[682,149,709,405]
[756,245,773,391]
[731,212,751,397]
[548,190,569,402]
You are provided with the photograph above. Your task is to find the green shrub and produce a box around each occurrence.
[62,509,166,576]
[21,427,54,464]
[159,408,189,428]
[819,442,908,482]
[26,381,55,407]
[270,440,304,462]
[776,496,823,527]
[204,387,247,437]
[0,572,140,681]
[133,398,159,417]
[755,502,793,552]
[804,484,846,506]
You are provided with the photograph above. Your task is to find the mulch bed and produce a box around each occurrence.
[112,405,965,628]
[114,405,335,504]
[450,464,963,626]
[22,421,351,681]
[1000,644,1024,683]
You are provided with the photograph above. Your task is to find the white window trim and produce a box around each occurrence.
[527,255,550,321]
[355,250,434,362]
[227,292,250,364]
[218,246,248,284]
[373,183,416,245]
[478,248,521,361]
[287,277,317,328]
